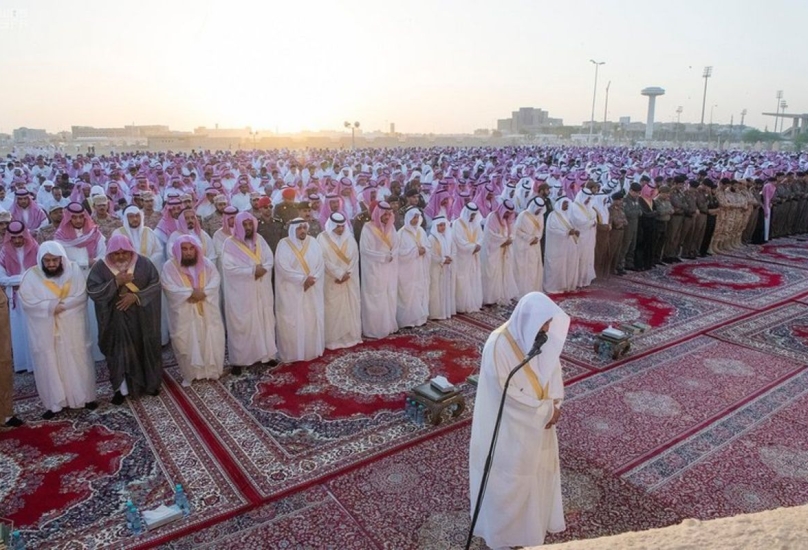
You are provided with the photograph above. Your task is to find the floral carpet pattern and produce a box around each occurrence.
[4,243,808,549]
[624,256,808,308]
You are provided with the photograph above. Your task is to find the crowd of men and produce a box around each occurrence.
[1,145,806,426]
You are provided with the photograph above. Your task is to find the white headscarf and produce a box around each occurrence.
[429,215,451,255]
[527,196,547,217]
[507,292,570,397]
[402,207,422,236]
[287,217,309,245]
[325,212,349,246]
[459,202,482,231]
[37,240,70,267]
[121,205,145,251]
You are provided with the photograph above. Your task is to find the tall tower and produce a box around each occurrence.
[641,87,666,140]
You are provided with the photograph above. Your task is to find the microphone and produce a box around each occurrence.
[528,330,549,358]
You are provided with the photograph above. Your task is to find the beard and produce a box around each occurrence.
[180,256,198,267]
[42,263,65,278]
[244,228,254,239]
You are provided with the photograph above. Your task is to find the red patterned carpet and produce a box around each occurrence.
[4,242,808,549]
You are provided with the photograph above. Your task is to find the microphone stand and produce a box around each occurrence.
[464,346,543,550]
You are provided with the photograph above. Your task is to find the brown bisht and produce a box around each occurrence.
[87,255,163,397]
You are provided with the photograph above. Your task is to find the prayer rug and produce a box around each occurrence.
[708,302,808,363]
[459,282,745,370]
[165,423,685,549]
[558,336,805,474]
[1,370,249,550]
[724,238,808,271]
[624,369,808,519]
[623,256,808,309]
[162,321,481,500]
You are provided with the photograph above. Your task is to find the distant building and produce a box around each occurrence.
[71,125,169,139]
[193,126,252,139]
[497,107,563,134]
[13,127,49,142]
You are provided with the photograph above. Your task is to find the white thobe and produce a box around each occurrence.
[571,203,597,288]
[428,234,456,320]
[543,211,579,293]
[469,327,564,548]
[60,237,107,362]
[317,232,362,350]
[161,258,225,383]
[452,220,483,313]
[0,251,33,372]
[231,192,252,212]
[480,215,518,306]
[359,224,399,338]
[19,264,96,412]
[275,236,326,362]
[513,211,545,297]
[397,226,430,328]
[221,235,277,366]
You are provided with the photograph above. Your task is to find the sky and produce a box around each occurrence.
[1,0,805,135]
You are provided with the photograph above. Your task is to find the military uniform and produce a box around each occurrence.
[608,202,627,275]
[664,187,686,261]
[686,187,708,259]
[619,194,641,271]
[653,196,674,264]
[306,218,323,238]
[92,214,123,241]
[36,224,57,244]
[257,216,286,254]
[202,210,224,237]
[700,190,720,256]
[273,202,299,226]
[143,210,162,230]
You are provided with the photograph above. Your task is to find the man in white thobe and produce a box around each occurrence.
[275,218,326,362]
[359,201,400,338]
[162,235,226,386]
[0,221,38,372]
[19,241,97,419]
[453,202,483,313]
[428,215,456,320]
[481,200,519,306]
[316,213,362,350]
[572,189,598,288]
[469,292,568,549]
[221,212,277,373]
[543,198,580,293]
[55,201,106,361]
[397,207,430,328]
[514,196,546,297]
[167,208,217,264]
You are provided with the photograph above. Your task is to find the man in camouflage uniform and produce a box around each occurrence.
[619,182,642,272]
[141,192,162,230]
[685,181,708,259]
[653,186,674,264]
[202,194,228,236]
[663,176,686,263]
[608,191,628,276]
[37,204,63,243]
[91,195,123,241]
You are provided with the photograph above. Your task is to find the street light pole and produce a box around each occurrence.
[589,59,605,144]
[700,66,712,128]
[675,106,683,142]
[775,91,783,133]
[709,104,717,145]
[603,80,611,138]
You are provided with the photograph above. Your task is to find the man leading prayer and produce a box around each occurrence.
[468,292,570,549]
